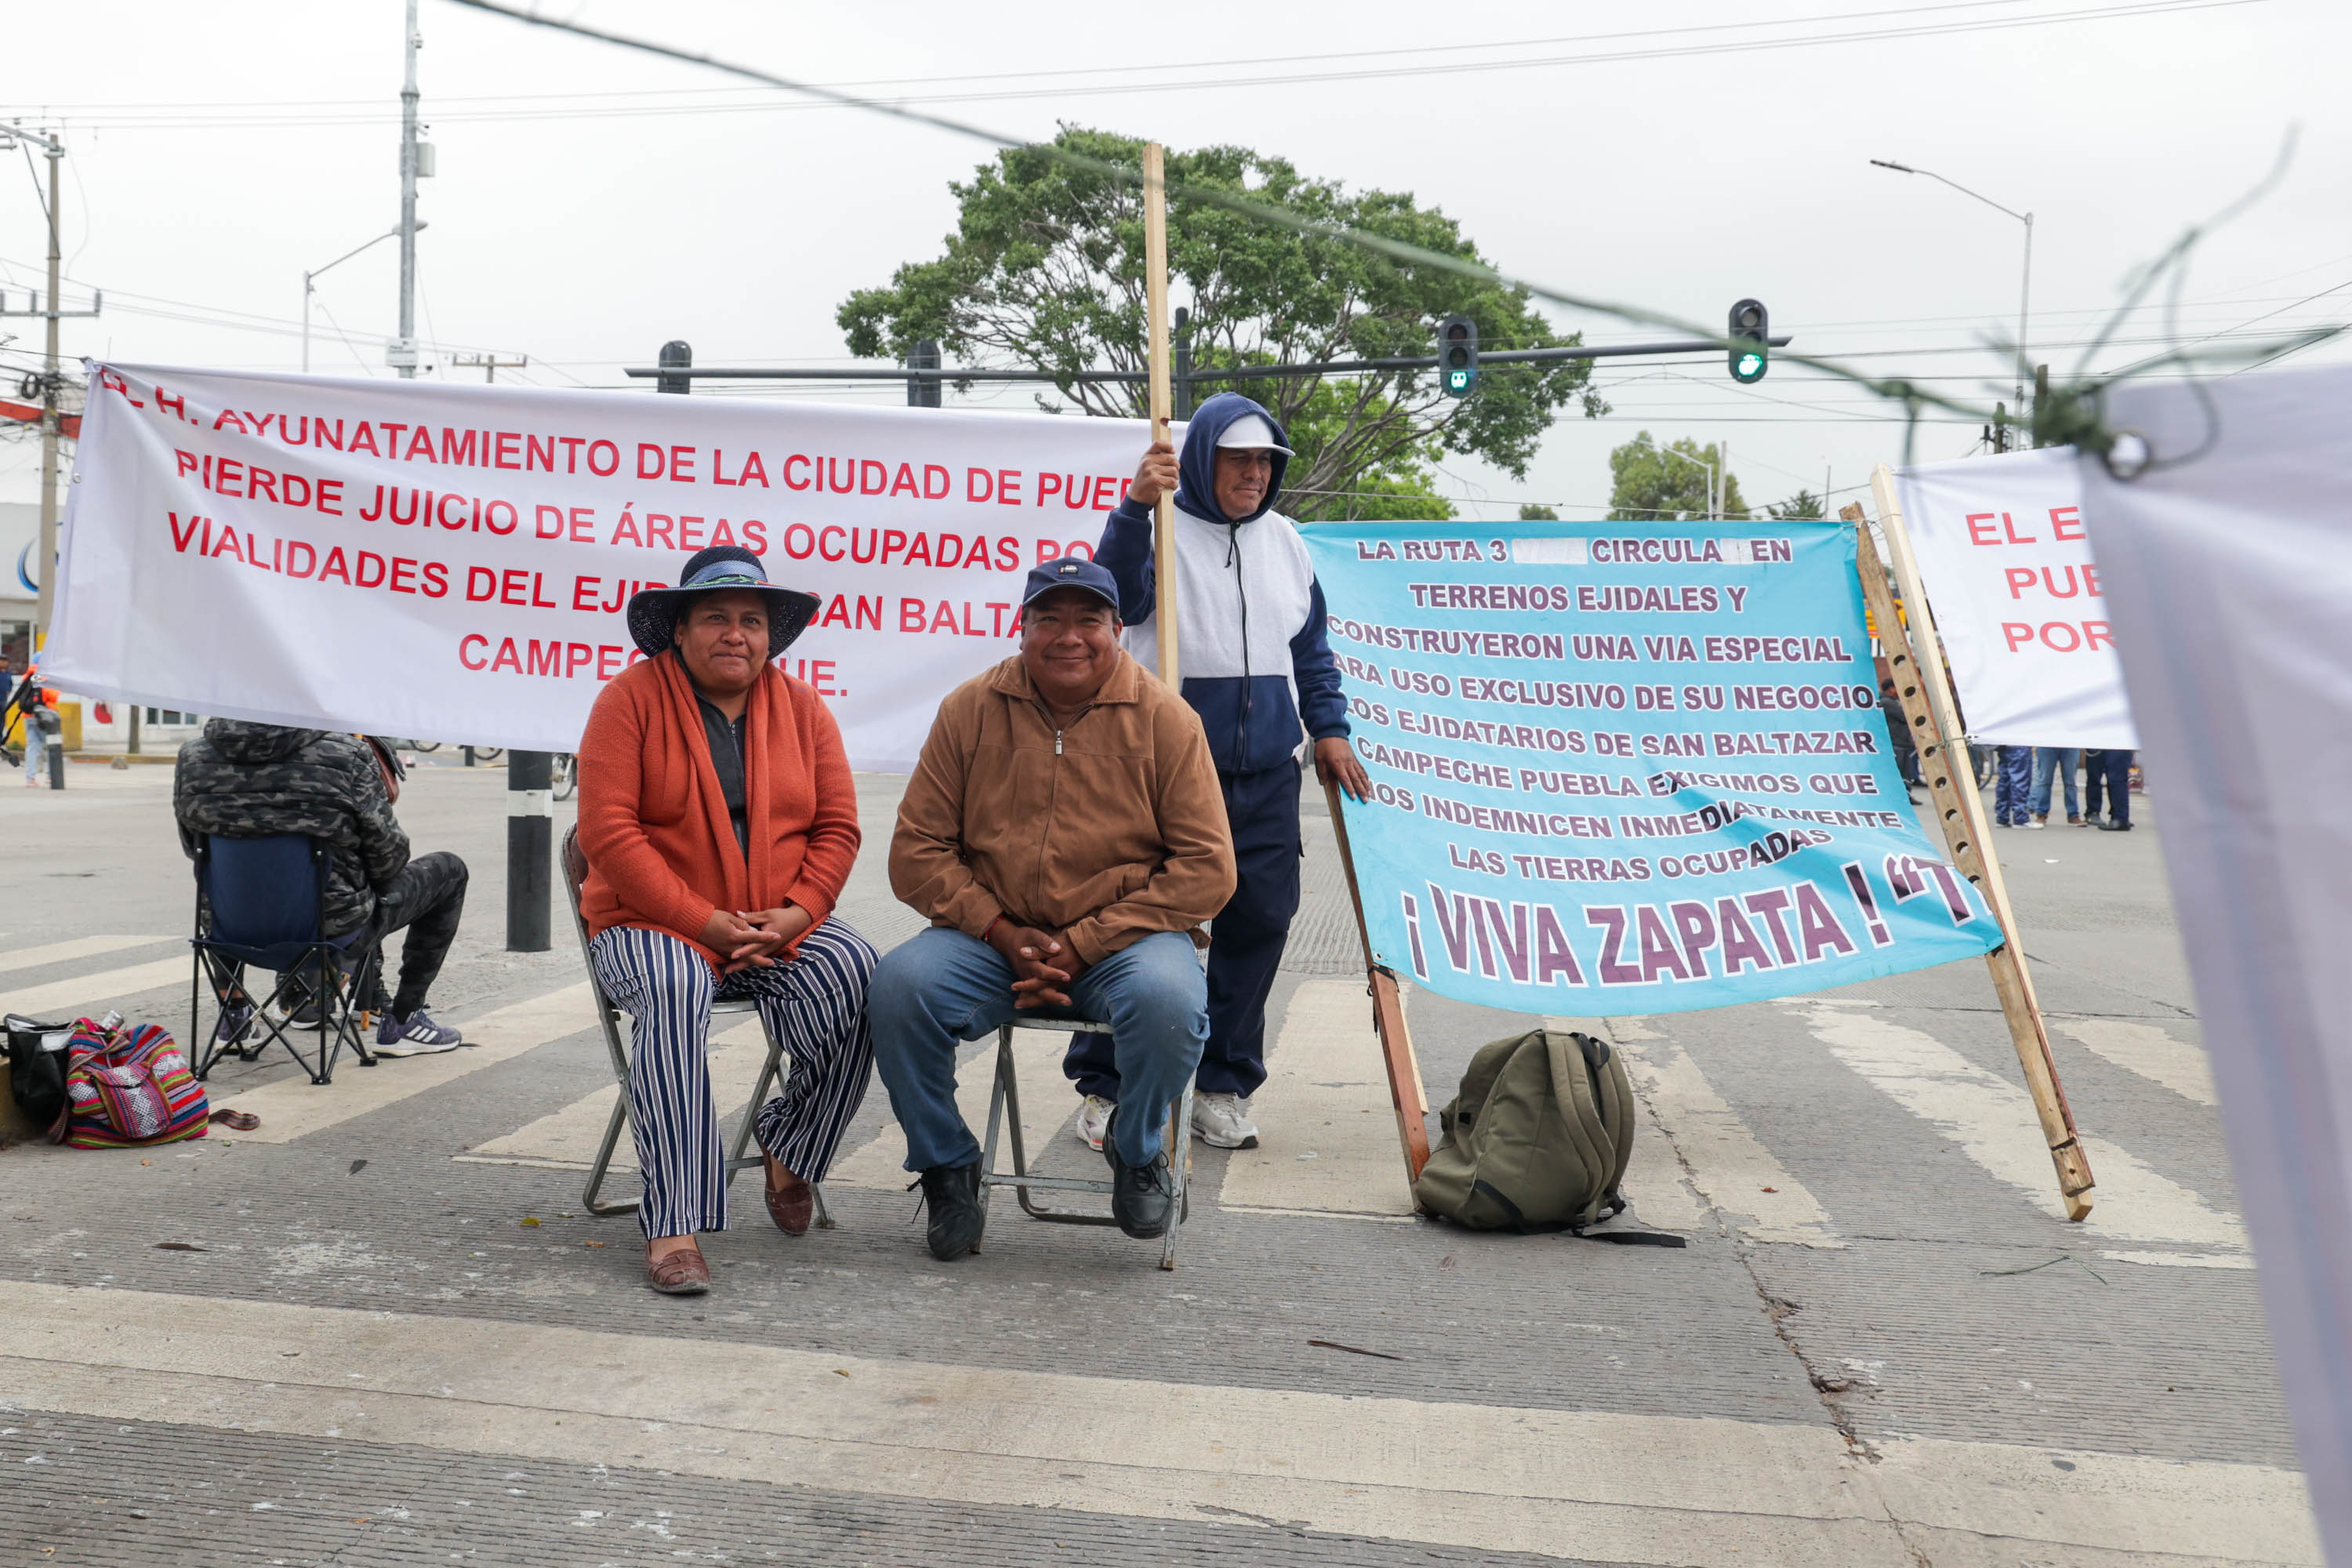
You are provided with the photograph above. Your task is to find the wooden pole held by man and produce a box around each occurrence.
[1141,142,1180,688]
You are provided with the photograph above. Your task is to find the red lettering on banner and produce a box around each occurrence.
[612,507,643,547]
[587,440,619,477]
[861,460,887,495]
[405,426,436,462]
[569,507,596,543]
[423,562,448,597]
[710,519,737,549]
[924,464,950,499]
[891,463,919,498]
[347,423,380,456]
[881,529,907,564]
[738,451,768,488]
[967,468,993,503]
[670,445,696,481]
[390,558,418,594]
[356,552,387,590]
[742,520,767,554]
[677,515,705,550]
[466,568,496,602]
[996,470,1022,505]
[713,449,736,487]
[2005,568,2035,599]
[461,634,489,670]
[906,533,932,567]
[900,597,927,633]
[2050,506,2084,541]
[637,444,666,481]
[1038,473,1063,506]
[574,575,601,612]
[785,454,811,491]
[501,569,528,606]
[492,638,523,673]
[2002,511,2035,544]
[532,573,557,609]
[1965,512,1999,546]
[169,512,204,552]
[598,645,626,680]
[648,514,675,550]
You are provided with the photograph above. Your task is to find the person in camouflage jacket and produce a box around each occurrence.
[175,720,470,1053]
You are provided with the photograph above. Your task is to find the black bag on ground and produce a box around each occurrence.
[1413,1026,1683,1245]
[5,1014,76,1137]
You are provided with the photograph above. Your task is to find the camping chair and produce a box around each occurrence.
[188,834,380,1086]
[561,826,831,1227]
[979,1016,1193,1270]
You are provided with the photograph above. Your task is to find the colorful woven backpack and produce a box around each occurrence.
[58,1018,212,1149]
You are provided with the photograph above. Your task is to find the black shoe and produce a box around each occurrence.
[915,1162,984,1261]
[2099,819,2133,832]
[1102,1109,1174,1240]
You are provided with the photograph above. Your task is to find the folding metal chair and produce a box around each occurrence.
[979,1016,1193,1270]
[561,827,831,1226]
[188,833,380,1086]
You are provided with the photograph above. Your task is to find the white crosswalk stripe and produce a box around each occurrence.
[1221,978,1417,1218]
[0,1279,2315,1568]
[1788,999,2249,1261]
[0,934,174,977]
[825,1025,1075,1191]
[459,1018,770,1171]
[0,956,193,1022]
[2055,1018,2218,1105]
[1576,1016,1838,1247]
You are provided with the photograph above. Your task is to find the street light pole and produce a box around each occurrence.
[1871,158,2034,439]
[394,0,422,377]
[301,227,407,373]
[1628,433,1719,522]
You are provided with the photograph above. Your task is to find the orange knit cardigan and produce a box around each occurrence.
[576,651,860,967]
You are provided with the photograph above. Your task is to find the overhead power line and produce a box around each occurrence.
[13,0,2269,131]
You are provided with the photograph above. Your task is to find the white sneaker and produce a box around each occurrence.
[2024,817,2046,831]
[1076,1094,1116,1152]
[1191,1091,1259,1149]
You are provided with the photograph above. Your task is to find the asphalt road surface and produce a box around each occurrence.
[0,757,2307,1566]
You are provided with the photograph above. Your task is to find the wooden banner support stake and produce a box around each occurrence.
[1141,141,1180,688]
[1324,779,1433,1186]
[1850,476,2095,1218]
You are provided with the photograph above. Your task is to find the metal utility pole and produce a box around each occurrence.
[0,127,96,642]
[452,352,528,383]
[393,0,423,377]
[1870,159,2033,429]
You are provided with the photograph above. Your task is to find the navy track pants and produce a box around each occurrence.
[1065,760,1299,1102]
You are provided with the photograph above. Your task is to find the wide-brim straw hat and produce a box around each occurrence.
[625,546,820,661]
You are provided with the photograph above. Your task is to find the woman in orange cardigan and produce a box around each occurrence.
[578,546,875,1296]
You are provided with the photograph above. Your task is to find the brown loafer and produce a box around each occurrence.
[764,1152,814,1238]
[646,1243,710,1295]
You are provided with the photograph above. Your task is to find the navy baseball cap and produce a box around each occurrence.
[1022,556,1122,615]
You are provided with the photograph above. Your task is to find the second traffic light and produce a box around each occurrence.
[1439,314,1478,398]
[1728,299,1769,383]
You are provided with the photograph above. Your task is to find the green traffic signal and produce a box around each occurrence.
[1438,314,1477,399]
[1728,298,1769,383]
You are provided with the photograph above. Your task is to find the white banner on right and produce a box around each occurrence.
[1895,446,2138,748]
[2082,362,2352,1561]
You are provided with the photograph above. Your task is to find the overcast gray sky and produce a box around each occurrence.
[4,0,2343,518]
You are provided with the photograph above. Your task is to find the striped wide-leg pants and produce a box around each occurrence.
[587,920,877,1239]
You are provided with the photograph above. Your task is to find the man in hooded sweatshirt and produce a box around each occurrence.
[1073,390,1371,1151]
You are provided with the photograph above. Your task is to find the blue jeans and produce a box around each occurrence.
[870,927,1207,1171]
[1994,746,2034,824]
[2029,748,2080,818]
[21,720,42,783]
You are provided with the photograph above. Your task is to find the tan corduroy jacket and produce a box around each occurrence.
[890,650,1236,965]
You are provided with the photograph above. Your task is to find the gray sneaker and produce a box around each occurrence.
[375,1010,463,1056]
[1190,1091,1259,1149]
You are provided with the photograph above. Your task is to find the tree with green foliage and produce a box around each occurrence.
[838,126,1607,521]
[1518,503,1559,521]
[1766,488,1826,520]
[1606,433,1747,521]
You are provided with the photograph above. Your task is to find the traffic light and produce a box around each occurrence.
[1438,314,1478,398]
[1728,299,1769,383]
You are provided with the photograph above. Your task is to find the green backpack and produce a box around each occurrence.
[1413,1027,1683,1245]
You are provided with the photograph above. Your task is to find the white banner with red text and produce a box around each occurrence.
[1894,446,2138,748]
[47,365,1163,768]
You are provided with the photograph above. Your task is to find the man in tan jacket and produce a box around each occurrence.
[874,557,1236,1259]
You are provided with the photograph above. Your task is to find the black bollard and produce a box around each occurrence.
[47,731,64,789]
[506,750,552,952]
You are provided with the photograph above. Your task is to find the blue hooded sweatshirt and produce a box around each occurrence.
[1095,391,1351,775]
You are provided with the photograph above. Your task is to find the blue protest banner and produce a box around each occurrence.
[1299,518,2000,1014]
